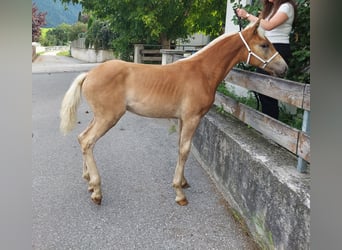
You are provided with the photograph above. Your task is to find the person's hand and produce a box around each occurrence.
[236,8,249,19]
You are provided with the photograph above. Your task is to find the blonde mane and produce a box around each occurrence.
[180,32,235,60]
[181,22,265,61]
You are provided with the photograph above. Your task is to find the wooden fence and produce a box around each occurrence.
[215,68,310,171]
[134,44,162,64]
[158,49,310,172]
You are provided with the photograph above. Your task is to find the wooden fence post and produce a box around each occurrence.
[134,44,144,63]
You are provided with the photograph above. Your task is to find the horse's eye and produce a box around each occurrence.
[260,44,269,49]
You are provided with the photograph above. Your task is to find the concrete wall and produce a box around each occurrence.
[70,47,116,63]
[191,109,310,250]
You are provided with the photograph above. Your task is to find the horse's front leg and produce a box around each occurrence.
[82,161,90,182]
[173,117,200,206]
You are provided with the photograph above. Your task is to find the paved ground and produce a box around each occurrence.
[32,53,258,249]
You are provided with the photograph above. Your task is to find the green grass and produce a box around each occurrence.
[56,50,71,57]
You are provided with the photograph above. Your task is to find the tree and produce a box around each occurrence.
[288,0,310,83]
[84,19,116,51]
[69,21,88,41]
[57,0,226,59]
[185,0,226,37]
[32,3,47,42]
[74,1,193,48]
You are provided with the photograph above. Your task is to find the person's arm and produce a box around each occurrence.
[236,8,288,30]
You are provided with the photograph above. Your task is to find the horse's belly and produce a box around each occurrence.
[126,100,179,118]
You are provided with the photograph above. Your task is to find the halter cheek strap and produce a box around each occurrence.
[238,31,279,69]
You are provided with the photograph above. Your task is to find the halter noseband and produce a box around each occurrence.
[238,31,279,69]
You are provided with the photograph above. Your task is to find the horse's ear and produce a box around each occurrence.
[253,18,261,34]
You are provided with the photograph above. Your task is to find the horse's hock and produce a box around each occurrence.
[191,109,310,250]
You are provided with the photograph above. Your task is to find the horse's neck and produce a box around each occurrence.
[185,32,244,89]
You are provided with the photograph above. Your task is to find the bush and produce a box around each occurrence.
[39,22,87,46]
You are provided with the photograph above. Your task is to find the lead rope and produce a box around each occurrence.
[233,8,243,32]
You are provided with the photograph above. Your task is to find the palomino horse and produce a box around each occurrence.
[60,20,287,206]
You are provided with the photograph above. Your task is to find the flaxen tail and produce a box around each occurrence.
[60,72,88,135]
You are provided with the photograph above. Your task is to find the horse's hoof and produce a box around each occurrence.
[176,198,188,206]
[91,193,102,205]
[91,196,102,205]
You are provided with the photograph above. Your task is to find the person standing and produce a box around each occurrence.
[236,0,297,119]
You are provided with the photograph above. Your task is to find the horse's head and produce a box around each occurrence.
[240,20,288,77]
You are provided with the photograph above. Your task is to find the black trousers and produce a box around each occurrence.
[256,43,292,119]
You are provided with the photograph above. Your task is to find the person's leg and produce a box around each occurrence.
[254,43,291,119]
[255,68,279,119]
[258,93,279,119]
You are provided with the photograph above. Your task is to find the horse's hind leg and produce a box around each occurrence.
[78,114,123,205]
[79,119,94,183]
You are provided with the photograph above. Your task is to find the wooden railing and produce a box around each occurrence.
[158,50,311,169]
[214,68,310,172]
[158,50,310,172]
[134,44,162,64]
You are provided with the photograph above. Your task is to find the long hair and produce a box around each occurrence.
[260,0,297,22]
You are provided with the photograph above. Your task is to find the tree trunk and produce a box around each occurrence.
[160,33,170,49]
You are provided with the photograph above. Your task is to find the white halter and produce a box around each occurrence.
[238,31,279,69]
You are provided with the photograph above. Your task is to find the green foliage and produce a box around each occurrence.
[85,19,116,51]
[41,23,71,45]
[40,28,53,39]
[230,0,262,29]
[218,82,259,110]
[57,50,71,57]
[230,0,310,84]
[57,0,226,60]
[39,22,87,46]
[252,214,275,250]
[69,22,87,40]
[217,82,303,129]
[185,0,227,37]
[279,106,303,130]
[288,0,310,83]
[79,0,194,59]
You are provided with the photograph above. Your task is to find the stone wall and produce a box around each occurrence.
[70,47,116,63]
[191,109,310,250]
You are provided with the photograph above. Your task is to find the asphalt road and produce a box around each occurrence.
[32,54,257,249]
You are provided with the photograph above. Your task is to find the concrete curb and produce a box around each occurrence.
[192,109,310,250]
[32,62,100,74]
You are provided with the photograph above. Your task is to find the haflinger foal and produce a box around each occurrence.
[60,20,287,206]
